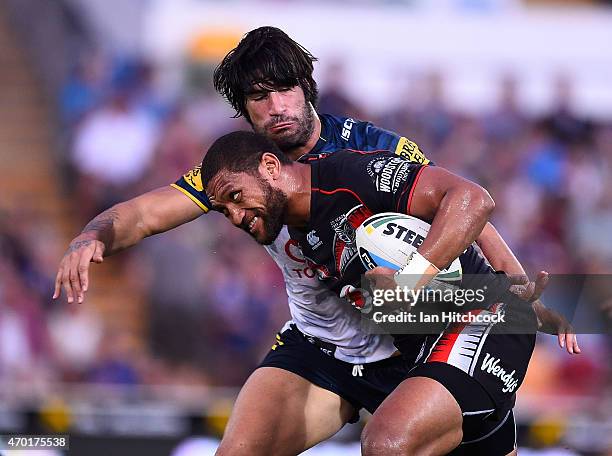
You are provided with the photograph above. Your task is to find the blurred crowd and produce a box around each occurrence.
[1,47,610,449]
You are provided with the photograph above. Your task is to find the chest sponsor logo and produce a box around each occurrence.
[366,157,411,193]
[283,239,320,279]
[341,118,356,141]
[480,353,519,393]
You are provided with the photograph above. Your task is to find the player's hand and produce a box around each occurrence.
[534,301,581,355]
[364,266,397,290]
[340,285,372,314]
[508,270,549,303]
[53,235,105,304]
[509,271,580,355]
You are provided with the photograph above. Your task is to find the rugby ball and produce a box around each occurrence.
[355,212,462,284]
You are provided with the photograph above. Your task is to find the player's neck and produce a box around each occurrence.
[283,163,311,228]
[284,111,322,161]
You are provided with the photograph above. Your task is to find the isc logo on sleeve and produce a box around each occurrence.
[341,118,356,141]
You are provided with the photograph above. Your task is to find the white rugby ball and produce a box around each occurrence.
[355,212,462,284]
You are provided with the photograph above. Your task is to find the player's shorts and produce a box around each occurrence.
[259,302,535,454]
[258,323,413,422]
[406,302,537,454]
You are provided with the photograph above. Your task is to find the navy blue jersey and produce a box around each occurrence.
[172,113,430,211]
[307,114,431,164]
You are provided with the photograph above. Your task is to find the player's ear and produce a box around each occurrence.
[260,152,281,180]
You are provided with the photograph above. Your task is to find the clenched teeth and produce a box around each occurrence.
[249,216,258,233]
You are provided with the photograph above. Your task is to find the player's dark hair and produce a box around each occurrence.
[201,131,293,185]
[213,26,318,122]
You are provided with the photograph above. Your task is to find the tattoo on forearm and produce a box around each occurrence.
[71,208,119,253]
[82,209,119,235]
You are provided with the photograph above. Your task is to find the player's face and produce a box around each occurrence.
[245,85,316,152]
[207,171,288,245]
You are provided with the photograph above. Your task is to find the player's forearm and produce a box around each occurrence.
[74,186,206,255]
[476,222,549,323]
[419,184,495,270]
[75,201,147,256]
[476,222,526,276]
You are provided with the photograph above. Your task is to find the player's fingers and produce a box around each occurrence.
[509,283,534,301]
[340,285,356,300]
[60,260,75,303]
[68,252,83,303]
[508,274,529,286]
[531,271,550,301]
[558,332,565,348]
[77,254,93,300]
[570,334,581,354]
[92,242,105,264]
[68,271,82,302]
[53,266,64,299]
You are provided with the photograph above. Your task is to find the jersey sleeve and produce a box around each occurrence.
[332,150,427,215]
[170,164,211,213]
[360,122,431,165]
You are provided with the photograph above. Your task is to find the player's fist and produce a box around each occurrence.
[340,285,373,314]
[53,235,106,304]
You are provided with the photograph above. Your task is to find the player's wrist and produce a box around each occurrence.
[394,251,439,289]
[76,230,98,239]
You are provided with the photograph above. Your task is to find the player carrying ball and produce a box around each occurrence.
[54,26,578,455]
[201,130,543,455]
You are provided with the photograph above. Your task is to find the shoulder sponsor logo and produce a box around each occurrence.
[182,165,204,191]
[366,157,411,193]
[395,137,429,164]
[341,118,356,141]
[306,230,323,250]
[480,353,519,393]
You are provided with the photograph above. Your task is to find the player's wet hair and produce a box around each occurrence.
[201,131,293,185]
[213,26,318,122]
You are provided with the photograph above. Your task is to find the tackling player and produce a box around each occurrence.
[54,26,577,455]
[201,130,541,455]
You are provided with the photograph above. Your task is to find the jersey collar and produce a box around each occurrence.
[297,113,328,161]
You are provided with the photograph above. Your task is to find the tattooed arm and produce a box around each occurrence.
[54,186,204,303]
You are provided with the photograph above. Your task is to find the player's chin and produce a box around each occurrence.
[250,225,269,245]
[254,232,275,245]
[254,225,282,245]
